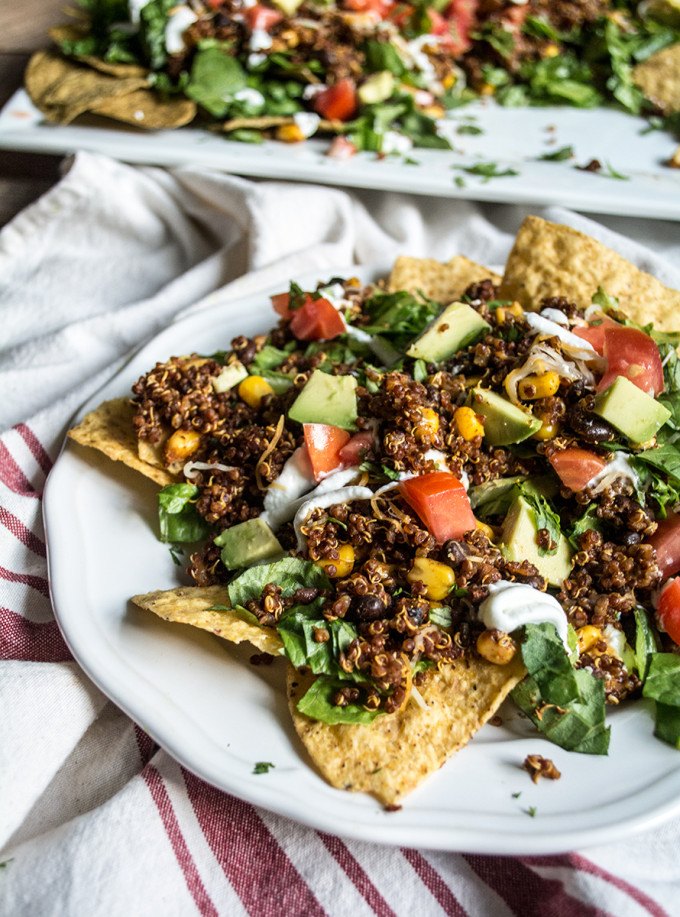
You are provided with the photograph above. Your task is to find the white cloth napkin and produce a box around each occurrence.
[1,150,679,916]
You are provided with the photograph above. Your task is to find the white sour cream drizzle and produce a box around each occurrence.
[261,447,316,529]
[129,0,151,24]
[293,112,321,138]
[294,485,373,549]
[479,580,569,646]
[233,87,265,108]
[164,5,198,54]
[540,308,570,326]
[585,452,639,494]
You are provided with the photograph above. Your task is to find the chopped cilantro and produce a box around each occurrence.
[457,124,484,136]
[454,162,519,182]
[525,806,537,818]
[538,145,574,162]
[169,546,184,566]
[512,791,522,799]
[253,762,275,774]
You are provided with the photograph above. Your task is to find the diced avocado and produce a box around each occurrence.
[212,360,248,394]
[288,369,357,430]
[471,387,542,446]
[593,375,671,443]
[358,71,395,105]
[501,496,572,587]
[215,518,283,571]
[407,302,490,363]
[468,475,526,516]
[270,0,303,14]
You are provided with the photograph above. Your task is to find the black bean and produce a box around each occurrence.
[568,404,617,443]
[351,594,386,623]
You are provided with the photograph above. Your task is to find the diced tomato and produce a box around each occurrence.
[289,296,345,341]
[427,8,448,34]
[597,325,664,396]
[387,2,414,28]
[244,5,283,31]
[442,0,477,55]
[572,315,618,355]
[304,424,351,480]
[343,0,393,17]
[313,79,358,122]
[658,577,680,646]
[548,448,608,492]
[206,0,224,8]
[399,472,476,543]
[339,431,374,465]
[271,291,292,318]
[327,136,357,160]
[648,513,680,581]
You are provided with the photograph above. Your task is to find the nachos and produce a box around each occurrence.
[69,217,680,804]
[25,1,680,150]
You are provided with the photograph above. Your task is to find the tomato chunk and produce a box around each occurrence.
[548,448,608,492]
[289,296,345,341]
[327,136,357,160]
[572,315,618,354]
[244,5,283,30]
[304,424,350,481]
[339,431,374,465]
[442,0,477,54]
[648,512,680,581]
[658,577,680,646]
[399,472,476,543]
[270,291,292,318]
[597,325,664,396]
[343,0,393,16]
[313,79,358,122]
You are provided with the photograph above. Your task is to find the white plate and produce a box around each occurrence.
[3,88,680,220]
[44,265,680,853]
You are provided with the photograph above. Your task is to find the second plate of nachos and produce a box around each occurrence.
[45,217,680,852]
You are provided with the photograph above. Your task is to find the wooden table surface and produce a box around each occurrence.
[0,1,65,227]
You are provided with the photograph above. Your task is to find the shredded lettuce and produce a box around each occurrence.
[158,483,208,543]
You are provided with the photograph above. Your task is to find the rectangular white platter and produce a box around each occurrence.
[2,86,680,219]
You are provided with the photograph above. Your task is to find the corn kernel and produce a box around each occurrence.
[518,371,561,401]
[495,307,507,325]
[476,629,517,665]
[480,83,495,96]
[414,407,440,441]
[542,43,560,58]
[407,557,455,601]
[577,625,604,655]
[454,406,484,441]
[165,429,201,465]
[422,104,445,119]
[442,73,456,89]
[532,420,559,441]
[238,375,275,409]
[507,302,524,318]
[317,544,355,578]
[475,520,495,541]
[276,123,306,143]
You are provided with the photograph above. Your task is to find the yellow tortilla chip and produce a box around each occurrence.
[132,585,283,655]
[26,51,147,124]
[500,215,680,329]
[221,115,292,133]
[288,655,525,806]
[388,255,502,302]
[91,89,196,129]
[68,398,176,487]
[633,43,680,115]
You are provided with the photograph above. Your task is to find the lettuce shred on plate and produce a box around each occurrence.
[38,0,680,149]
[111,249,680,753]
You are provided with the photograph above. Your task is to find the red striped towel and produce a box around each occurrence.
[1,151,679,915]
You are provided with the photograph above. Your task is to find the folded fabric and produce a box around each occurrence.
[1,151,679,916]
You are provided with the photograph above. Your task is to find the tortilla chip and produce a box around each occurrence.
[388,255,502,302]
[132,585,283,655]
[288,655,525,806]
[499,216,680,329]
[91,89,196,129]
[26,51,147,124]
[68,398,176,487]
[220,115,292,132]
[633,43,680,115]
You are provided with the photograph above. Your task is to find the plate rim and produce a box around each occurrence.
[43,266,680,854]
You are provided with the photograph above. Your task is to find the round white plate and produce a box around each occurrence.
[44,266,680,853]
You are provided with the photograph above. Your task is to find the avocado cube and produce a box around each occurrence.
[358,71,395,105]
[215,518,283,571]
[407,302,490,363]
[212,360,248,393]
[593,375,671,443]
[288,370,358,430]
[501,496,572,587]
[471,387,542,446]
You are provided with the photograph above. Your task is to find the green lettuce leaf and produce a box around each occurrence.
[158,484,209,543]
[140,0,175,71]
[360,290,440,348]
[642,654,680,706]
[296,676,382,725]
[633,607,661,680]
[227,557,330,608]
[654,703,680,748]
[186,47,247,117]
